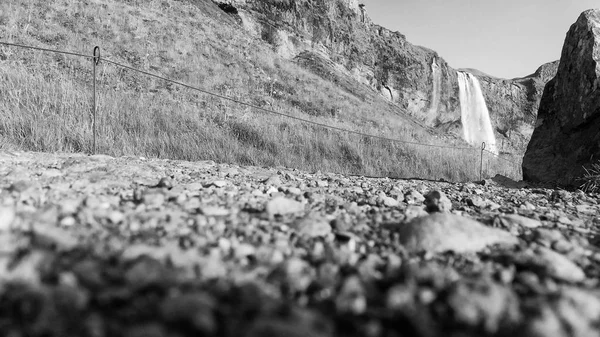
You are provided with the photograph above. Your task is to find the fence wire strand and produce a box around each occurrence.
[0,41,523,174]
[0,41,94,59]
[102,57,475,150]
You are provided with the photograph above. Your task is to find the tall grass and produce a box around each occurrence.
[0,0,522,181]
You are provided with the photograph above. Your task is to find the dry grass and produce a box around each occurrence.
[0,0,521,182]
[579,161,600,193]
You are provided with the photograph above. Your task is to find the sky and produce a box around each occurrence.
[365,0,599,79]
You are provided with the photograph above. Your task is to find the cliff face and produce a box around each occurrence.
[523,10,600,187]
[220,0,555,153]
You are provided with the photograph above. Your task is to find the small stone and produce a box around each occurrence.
[557,216,573,225]
[404,190,425,204]
[59,216,76,227]
[316,180,329,188]
[161,293,216,335]
[466,196,487,208]
[266,197,304,216]
[33,224,79,251]
[143,192,166,208]
[210,180,228,188]
[532,228,564,246]
[9,180,33,193]
[108,211,125,224]
[404,205,428,221]
[287,187,302,195]
[424,190,452,212]
[396,213,518,253]
[157,177,173,188]
[294,215,332,238]
[336,276,366,314]
[200,206,230,217]
[59,199,81,216]
[381,196,400,207]
[0,207,16,232]
[529,247,586,283]
[263,175,282,186]
[521,201,536,210]
[496,214,542,229]
[433,279,520,334]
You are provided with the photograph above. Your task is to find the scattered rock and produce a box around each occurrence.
[404,190,425,205]
[266,197,305,216]
[395,213,518,253]
[0,206,16,232]
[424,190,452,212]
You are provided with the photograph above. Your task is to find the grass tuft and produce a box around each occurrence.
[579,161,600,193]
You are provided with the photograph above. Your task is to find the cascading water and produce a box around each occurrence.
[457,71,498,154]
[427,58,441,123]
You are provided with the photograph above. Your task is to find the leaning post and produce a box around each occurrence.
[480,142,486,181]
[92,46,100,155]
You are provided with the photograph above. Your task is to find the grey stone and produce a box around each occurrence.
[396,213,518,253]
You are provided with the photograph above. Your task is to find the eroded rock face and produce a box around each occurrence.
[523,9,600,187]
[221,0,556,153]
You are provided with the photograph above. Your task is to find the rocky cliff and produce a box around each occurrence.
[216,0,556,153]
[523,9,600,187]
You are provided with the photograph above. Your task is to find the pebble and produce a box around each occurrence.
[396,213,518,253]
[266,197,305,216]
[424,190,452,212]
[294,215,332,238]
[404,190,425,204]
[496,214,542,229]
[0,207,16,232]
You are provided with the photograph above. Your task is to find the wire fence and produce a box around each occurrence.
[0,41,523,181]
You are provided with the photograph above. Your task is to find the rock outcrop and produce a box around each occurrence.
[217,0,556,153]
[523,9,600,187]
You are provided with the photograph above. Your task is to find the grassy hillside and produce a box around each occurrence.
[0,0,520,181]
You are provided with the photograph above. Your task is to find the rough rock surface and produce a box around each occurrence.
[221,0,557,153]
[523,9,600,187]
[1,150,600,337]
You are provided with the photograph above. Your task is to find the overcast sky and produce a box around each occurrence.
[365,0,598,79]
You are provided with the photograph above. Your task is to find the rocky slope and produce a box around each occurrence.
[217,0,557,153]
[1,150,600,336]
[523,9,600,187]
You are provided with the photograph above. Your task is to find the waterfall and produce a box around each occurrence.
[457,71,498,154]
[428,58,441,121]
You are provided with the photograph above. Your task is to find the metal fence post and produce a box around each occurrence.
[480,142,486,181]
[92,46,100,154]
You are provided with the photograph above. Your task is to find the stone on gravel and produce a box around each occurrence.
[294,214,332,238]
[336,275,367,314]
[200,206,231,217]
[380,195,400,207]
[466,196,488,208]
[496,214,542,229]
[396,213,519,253]
[266,197,304,216]
[0,206,16,232]
[263,175,282,186]
[433,279,521,334]
[534,247,586,283]
[32,224,79,251]
[160,292,216,335]
[404,190,425,204]
[424,190,452,212]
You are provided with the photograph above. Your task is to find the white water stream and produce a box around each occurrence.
[428,58,441,120]
[457,71,498,154]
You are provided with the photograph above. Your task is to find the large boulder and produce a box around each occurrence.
[523,9,600,187]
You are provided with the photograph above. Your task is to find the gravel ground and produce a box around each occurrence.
[0,150,599,337]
